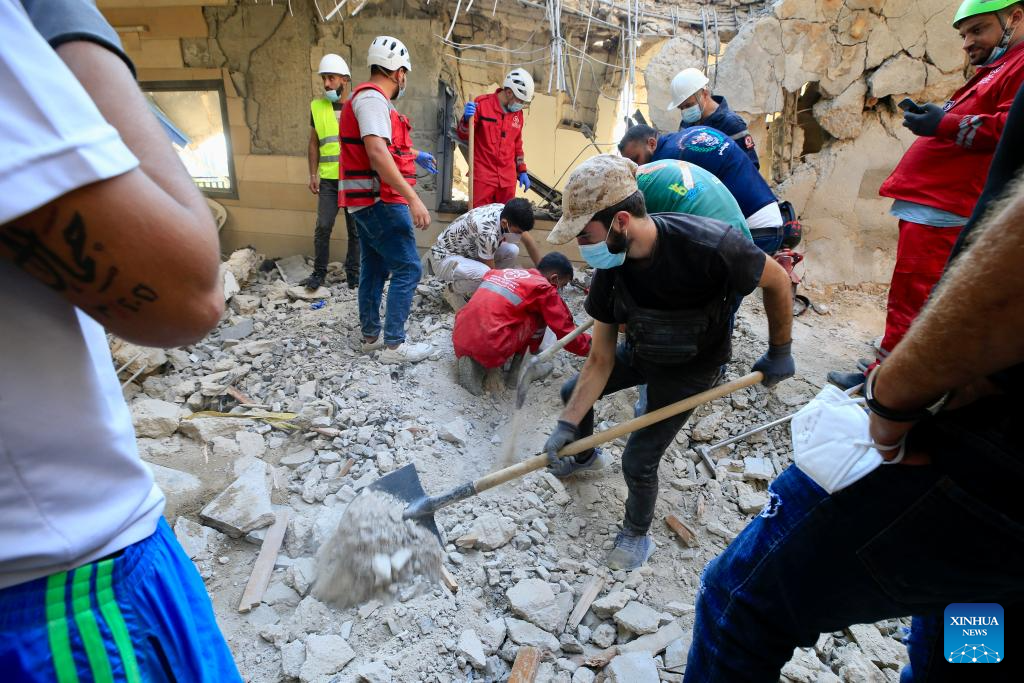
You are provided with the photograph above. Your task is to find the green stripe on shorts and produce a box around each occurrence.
[96,559,140,683]
[71,564,113,683]
[45,571,79,683]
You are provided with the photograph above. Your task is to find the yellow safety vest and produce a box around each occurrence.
[310,97,340,180]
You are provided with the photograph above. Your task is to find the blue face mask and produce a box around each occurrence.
[983,21,1018,65]
[505,102,524,113]
[579,241,626,269]
[680,102,702,124]
[324,89,340,103]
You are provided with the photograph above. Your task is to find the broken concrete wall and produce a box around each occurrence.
[644,0,967,285]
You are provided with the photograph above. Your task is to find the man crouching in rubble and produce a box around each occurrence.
[685,86,1024,683]
[452,252,590,395]
[542,155,795,571]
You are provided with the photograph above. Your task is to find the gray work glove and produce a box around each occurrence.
[902,102,944,137]
[544,420,578,476]
[752,342,795,387]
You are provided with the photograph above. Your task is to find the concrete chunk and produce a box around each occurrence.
[299,634,355,682]
[606,651,659,682]
[132,399,182,438]
[200,461,275,538]
[507,579,561,632]
[613,601,662,635]
[457,629,487,669]
[591,591,631,619]
[505,617,560,652]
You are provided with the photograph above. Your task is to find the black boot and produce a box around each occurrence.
[826,370,866,391]
[300,273,324,291]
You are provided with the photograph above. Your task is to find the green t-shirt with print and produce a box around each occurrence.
[636,159,752,240]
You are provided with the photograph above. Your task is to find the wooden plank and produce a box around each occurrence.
[508,646,542,683]
[237,509,289,613]
[567,576,604,630]
[440,565,459,593]
[224,386,253,405]
[665,514,698,548]
[338,458,355,478]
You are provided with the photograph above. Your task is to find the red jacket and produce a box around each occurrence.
[456,90,527,191]
[339,83,416,207]
[879,42,1024,218]
[453,268,591,369]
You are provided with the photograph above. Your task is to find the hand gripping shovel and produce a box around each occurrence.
[367,371,764,541]
[515,318,595,409]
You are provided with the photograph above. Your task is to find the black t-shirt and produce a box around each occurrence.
[309,100,343,128]
[584,213,766,365]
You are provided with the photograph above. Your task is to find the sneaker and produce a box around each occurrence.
[457,355,485,395]
[826,370,865,391]
[300,273,324,290]
[360,337,385,353]
[606,529,655,571]
[553,448,609,479]
[379,342,432,364]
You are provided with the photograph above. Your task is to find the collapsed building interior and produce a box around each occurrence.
[89,0,972,680]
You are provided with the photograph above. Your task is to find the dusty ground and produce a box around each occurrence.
[125,254,909,683]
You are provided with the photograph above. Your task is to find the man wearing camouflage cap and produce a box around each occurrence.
[543,154,795,570]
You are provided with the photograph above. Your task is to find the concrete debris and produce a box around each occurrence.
[199,460,275,538]
[287,285,329,302]
[132,399,183,438]
[613,601,663,635]
[225,248,261,286]
[664,636,688,671]
[354,660,392,683]
[605,651,659,683]
[833,643,888,682]
[463,512,516,551]
[591,591,631,619]
[148,463,202,519]
[180,416,256,444]
[299,634,355,682]
[173,516,222,560]
[280,640,305,679]
[505,617,560,652]
[591,623,617,649]
[457,629,488,669]
[438,417,469,445]
[275,255,312,284]
[507,579,564,632]
[846,623,906,670]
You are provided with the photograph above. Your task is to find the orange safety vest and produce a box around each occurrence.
[338,82,416,207]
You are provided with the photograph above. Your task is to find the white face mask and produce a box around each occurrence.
[791,385,905,494]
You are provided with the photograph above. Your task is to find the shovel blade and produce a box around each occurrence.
[364,463,442,543]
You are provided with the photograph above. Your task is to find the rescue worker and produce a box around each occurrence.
[303,53,359,291]
[457,68,534,207]
[453,252,590,396]
[636,159,751,239]
[428,198,540,308]
[828,0,1024,390]
[542,155,795,570]
[668,67,760,169]
[339,35,437,363]
[619,124,783,254]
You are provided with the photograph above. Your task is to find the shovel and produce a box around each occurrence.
[515,318,595,409]
[368,371,764,541]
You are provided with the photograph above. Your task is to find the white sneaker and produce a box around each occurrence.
[379,342,432,364]
[360,337,385,353]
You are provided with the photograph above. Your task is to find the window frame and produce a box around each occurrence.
[140,78,239,200]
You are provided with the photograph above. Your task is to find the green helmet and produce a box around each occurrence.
[953,0,1021,27]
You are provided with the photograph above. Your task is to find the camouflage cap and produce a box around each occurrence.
[547,154,639,244]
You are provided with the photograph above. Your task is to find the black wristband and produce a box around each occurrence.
[864,364,951,422]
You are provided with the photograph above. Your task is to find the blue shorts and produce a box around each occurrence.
[0,518,241,682]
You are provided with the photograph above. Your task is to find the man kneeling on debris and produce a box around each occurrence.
[685,84,1024,682]
[543,155,795,571]
[428,198,541,308]
[453,252,590,395]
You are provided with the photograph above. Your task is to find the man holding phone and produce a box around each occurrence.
[828,0,1024,390]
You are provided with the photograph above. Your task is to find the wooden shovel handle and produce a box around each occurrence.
[532,318,594,364]
[473,371,764,494]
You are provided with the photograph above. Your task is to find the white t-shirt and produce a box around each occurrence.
[0,0,165,589]
[745,201,784,231]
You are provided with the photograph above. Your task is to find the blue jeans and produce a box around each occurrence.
[750,226,782,255]
[352,202,422,346]
[685,397,1024,682]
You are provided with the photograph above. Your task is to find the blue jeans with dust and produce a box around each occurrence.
[352,201,422,347]
[684,397,1024,682]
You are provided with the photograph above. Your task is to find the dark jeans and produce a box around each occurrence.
[352,201,421,346]
[686,397,1024,682]
[749,225,782,256]
[560,343,721,534]
[313,179,360,279]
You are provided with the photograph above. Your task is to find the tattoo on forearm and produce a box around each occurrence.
[0,211,159,319]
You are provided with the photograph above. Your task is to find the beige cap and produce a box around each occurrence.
[547,154,639,245]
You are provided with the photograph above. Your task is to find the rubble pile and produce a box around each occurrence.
[121,249,906,682]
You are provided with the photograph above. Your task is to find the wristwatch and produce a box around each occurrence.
[864,364,951,422]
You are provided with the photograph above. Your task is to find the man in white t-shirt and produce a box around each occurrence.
[428,198,540,305]
[0,1,240,679]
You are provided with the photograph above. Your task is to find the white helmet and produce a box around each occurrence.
[667,68,709,110]
[503,68,535,102]
[368,36,412,73]
[318,53,350,77]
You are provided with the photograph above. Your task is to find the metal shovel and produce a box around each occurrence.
[514,318,595,409]
[367,371,765,541]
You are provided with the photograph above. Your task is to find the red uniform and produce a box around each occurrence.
[876,42,1024,355]
[338,83,416,208]
[453,268,590,369]
[457,90,527,208]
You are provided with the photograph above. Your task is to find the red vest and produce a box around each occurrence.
[339,83,416,207]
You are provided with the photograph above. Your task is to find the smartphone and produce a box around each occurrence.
[898,98,925,114]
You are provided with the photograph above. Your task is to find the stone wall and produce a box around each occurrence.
[644,0,968,286]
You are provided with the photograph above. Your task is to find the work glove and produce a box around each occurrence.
[544,420,578,477]
[752,342,795,387]
[902,103,944,137]
[416,151,438,174]
[518,172,531,191]
[462,101,477,122]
